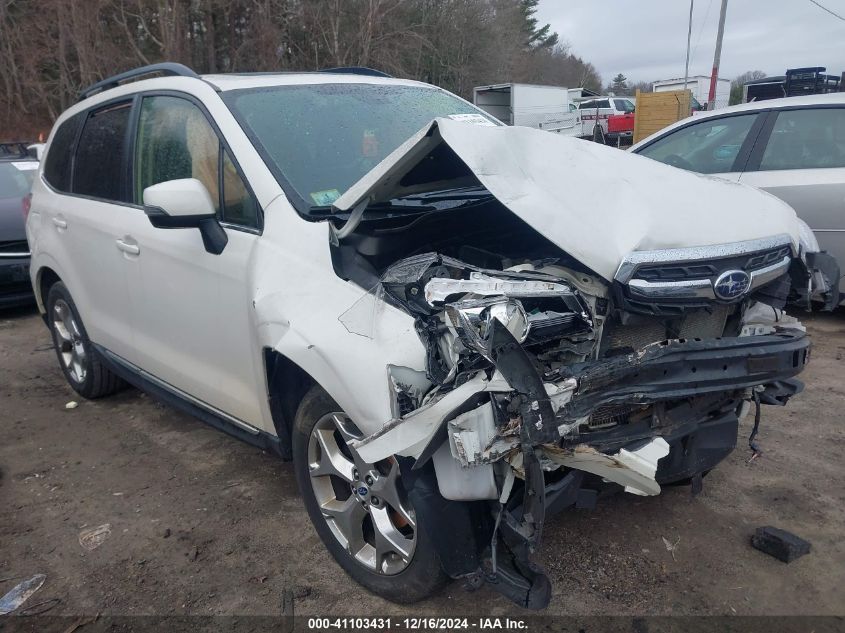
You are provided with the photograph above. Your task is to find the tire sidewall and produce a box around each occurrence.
[292,386,446,604]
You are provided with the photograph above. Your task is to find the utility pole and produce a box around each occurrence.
[684,0,694,91]
[707,0,729,110]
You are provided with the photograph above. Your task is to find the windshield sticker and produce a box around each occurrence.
[447,113,497,127]
[12,161,38,170]
[362,130,379,157]
[310,189,342,206]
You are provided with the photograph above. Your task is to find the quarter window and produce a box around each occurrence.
[73,103,132,201]
[637,113,759,174]
[221,149,259,227]
[758,108,845,171]
[135,95,258,229]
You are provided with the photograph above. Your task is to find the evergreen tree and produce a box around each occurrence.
[519,0,559,48]
[611,73,628,93]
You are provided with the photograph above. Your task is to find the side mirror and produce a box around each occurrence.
[143,178,227,255]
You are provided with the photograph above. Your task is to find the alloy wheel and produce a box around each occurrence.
[52,299,87,384]
[307,413,416,575]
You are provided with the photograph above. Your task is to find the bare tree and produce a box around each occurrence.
[0,0,604,139]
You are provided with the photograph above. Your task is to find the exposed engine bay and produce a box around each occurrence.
[332,229,817,608]
[323,118,838,609]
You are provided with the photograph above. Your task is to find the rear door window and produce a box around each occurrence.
[73,103,132,202]
[636,113,760,174]
[758,108,845,171]
[44,113,83,192]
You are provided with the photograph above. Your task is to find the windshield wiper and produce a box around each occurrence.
[307,200,437,221]
[306,186,491,220]
[397,185,492,202]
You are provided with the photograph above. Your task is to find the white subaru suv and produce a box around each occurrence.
[27,63,837,610]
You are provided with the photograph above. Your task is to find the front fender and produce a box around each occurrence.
[253,286,427,437]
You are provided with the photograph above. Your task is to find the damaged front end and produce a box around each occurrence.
[347,248,813,609]
[321,119,833,609]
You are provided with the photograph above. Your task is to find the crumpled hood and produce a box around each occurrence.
[333,118,802,281]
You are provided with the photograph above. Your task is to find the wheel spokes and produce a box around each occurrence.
[321,496,368,554]
[308,412,416,575]
[310,428,355,482]
[371,461,416,529]
[52,300,87,382]
[52,305,72,344]
[371,504,414,568]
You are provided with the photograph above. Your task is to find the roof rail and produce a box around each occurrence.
[78,62,200,102]
[318,66,392,78]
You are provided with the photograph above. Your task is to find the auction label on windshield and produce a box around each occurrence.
[447,113,497,126]
[307,617,528,631]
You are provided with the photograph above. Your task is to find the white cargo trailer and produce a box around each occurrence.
[652,75,730,110]
[473,83,580,136]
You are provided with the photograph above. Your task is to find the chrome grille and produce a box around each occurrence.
[615,235,794,312]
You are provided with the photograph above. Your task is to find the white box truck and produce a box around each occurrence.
[652,76,730,110]
[473,83,581,137]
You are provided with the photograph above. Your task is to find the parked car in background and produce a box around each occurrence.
[27,143,45,160]
[578,96,636,144]
[1,142,31,158]
[0,155,37,307]
[630,93,845,302]
[27,63,836,611]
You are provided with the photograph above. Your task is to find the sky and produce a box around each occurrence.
[535,0,845,85]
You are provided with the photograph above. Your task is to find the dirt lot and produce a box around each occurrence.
[1,304,844,617]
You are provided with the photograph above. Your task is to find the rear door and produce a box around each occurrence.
[739,106,845,294]
[39,100,141,359]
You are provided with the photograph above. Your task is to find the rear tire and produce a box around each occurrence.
[292,384,447,603]
[45,281,125,399]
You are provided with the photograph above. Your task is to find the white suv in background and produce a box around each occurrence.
[27,63,835,610]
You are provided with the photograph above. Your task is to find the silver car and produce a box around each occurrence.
[630,93,845,301]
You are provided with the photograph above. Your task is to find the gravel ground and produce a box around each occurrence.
[1,304,844,617]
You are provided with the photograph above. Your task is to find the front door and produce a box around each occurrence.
[127,94,266,427]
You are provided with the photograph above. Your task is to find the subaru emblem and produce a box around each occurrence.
[713,269,750,301]
[357,486,368,497]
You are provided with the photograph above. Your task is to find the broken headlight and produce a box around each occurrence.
[445,298,530,360]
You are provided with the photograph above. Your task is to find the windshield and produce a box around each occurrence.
[222,83,496,214]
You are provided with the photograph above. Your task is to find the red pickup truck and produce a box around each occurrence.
[578,97,636,146]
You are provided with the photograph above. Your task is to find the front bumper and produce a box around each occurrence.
[0,256,34,308]
[408,327,810,609]
[491,323,809,448]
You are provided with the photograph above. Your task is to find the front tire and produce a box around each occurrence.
[292,384,447,603]
[46,281,125,399]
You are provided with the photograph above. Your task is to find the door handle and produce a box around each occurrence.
[115,238,140,255]
[52,217,68,229]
